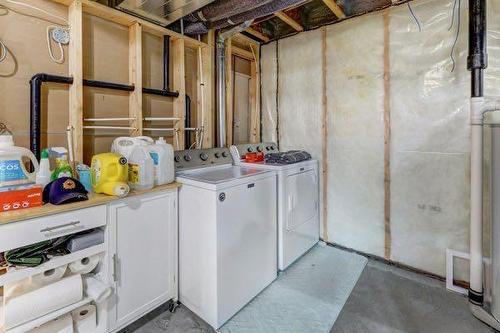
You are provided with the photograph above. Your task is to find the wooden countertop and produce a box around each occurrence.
[0,182,181,225]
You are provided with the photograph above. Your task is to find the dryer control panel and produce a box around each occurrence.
[232,142,279,160]
[174,148,234,171]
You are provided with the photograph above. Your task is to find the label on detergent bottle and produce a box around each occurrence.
[0,160,28,184]
[128,163,140,184]
[149,152,159,165]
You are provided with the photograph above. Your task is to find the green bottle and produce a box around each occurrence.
[50,147,73,180]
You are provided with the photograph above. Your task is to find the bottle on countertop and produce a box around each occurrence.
[35,149,51,188]
[0,135,39,189]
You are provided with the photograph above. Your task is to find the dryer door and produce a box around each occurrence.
[286,169,318,231]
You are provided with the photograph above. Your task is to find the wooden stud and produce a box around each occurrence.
[68,0,84,163]
[172,38,186,150]
[321,27,329,242]
[129,22,142,136]
[225,39,233,146]
[245,27,270,43]
[233,33,260,49]
[383,11,391,260]
[321,0,346,19]
[275,11,304,32]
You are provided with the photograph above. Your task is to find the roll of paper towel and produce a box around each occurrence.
[69,255,100,275]
[83,275,112,304]
[71,304,96,333]
[29,313,74,333]
[5,274,83,329]
[31,264,68,288]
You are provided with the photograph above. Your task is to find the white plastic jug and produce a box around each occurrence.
[0,135,39,188]
[155,137,175,185]
[127,145,154,191]
[111,136,154,160]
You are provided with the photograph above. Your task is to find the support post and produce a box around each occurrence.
[129,22,143,136]
[225,38,233,146]
[172,38,186,150]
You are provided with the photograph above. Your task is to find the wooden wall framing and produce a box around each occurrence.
[49,0,212,161]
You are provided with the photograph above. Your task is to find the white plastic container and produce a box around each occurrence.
[155,137,175,185]
[127,145,154,190]
[111,136,154,160]
[0,135,39,188]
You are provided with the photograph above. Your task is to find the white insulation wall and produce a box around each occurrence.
[260,0,500,277]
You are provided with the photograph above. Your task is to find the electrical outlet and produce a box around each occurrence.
[51,27,70,45]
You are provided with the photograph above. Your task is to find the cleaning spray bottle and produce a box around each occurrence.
[35,149,51,188]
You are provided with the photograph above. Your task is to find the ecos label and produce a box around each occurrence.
[0,160,27,182]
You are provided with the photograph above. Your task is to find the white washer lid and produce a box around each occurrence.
[178,165,269,184]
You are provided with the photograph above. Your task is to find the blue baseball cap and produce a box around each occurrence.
[42,177,88,205]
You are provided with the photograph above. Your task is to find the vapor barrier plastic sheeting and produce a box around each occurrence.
[220,244,367,333]
[278,29,325,236]
[389,0,470,277]
[261,42,278,143]
[326,14,386,257]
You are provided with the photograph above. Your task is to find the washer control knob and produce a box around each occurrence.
[174,155,181,162]
[184,154,192,162]
[257,146,263,152]
[270,146,275,150]
[200,153,209,161]
[222,151,229,158]
[214,152,220,158]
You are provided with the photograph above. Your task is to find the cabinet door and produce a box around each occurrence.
[108,190,178,331]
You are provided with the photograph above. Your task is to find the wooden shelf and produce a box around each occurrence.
[6,297,93,333]
[0,244,105,286]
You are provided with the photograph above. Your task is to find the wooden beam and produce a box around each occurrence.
[68,0,84,163]
[199,30,214,148]
[225,39,233,146]
[231,46,255,61]
[275,11,303,32]
[50,0,207,49]
[249,44,260,143]
[172,38,186,150]
[321,0,346,19]
[245,27,270,43]
[233,33,260,48]
[128,22,142,136]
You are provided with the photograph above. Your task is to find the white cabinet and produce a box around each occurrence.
[107,190,178,332]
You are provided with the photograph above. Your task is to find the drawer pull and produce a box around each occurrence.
[40,221,81,233]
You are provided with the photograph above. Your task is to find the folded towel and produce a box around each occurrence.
[265,150,312,165]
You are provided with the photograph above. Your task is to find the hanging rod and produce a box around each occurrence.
[143,117,181,121]
[143,127,176,131]
[83,126,136,130]
[84,118,136,122]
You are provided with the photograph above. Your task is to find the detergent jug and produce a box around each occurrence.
[127,146,154,191]
[111,136,154,160]
[91,153,130,197]
[153,137,174,185]
[0,135,39,188]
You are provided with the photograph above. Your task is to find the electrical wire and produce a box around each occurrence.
[0,39,7,63]
[449,0,461,72]
[4,0,67,24]
[407,2,422,32]
[46,26,65,64]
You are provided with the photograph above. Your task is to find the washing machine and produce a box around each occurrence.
[175,147,277,329]
[230,142,320,271]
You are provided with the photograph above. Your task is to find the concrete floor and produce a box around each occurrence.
[123,248,496,333]
[331,260,495,333]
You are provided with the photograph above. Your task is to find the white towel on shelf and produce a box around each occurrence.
[4,274,83,329]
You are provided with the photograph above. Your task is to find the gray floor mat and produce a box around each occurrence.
[219,243,368,333]
[330,260,495,333]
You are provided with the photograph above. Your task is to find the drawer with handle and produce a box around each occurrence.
[0,205,106,252]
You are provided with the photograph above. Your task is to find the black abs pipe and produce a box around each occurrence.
[468,0,487,98]
[185,95,192,148]
[30,73,135,161]
[142,35,179,98]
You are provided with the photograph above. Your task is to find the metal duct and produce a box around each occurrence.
[187,0,272,23]
[185,0,307,34]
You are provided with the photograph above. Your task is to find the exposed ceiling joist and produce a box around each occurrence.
[231,45,256,61]
[245,27,270,43]
[321,0,346,19]
[274,11,304,32]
